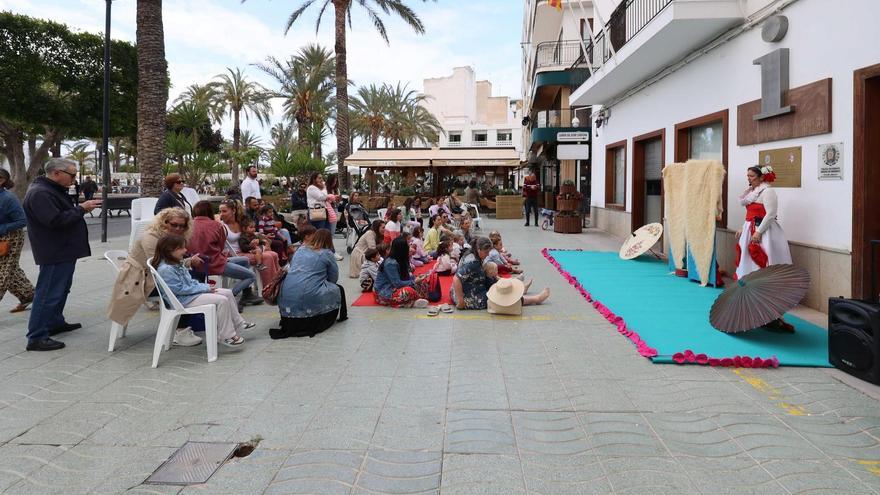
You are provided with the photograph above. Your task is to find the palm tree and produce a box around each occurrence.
[211,67,271,184]
[397,103,442,147]
[65,141,96,180]
[168,102,209,152]
[258,44,334,151]
[174,83,224,123]
[136,0,168,197]
[165,131,194,173]
[249,0,433,188]
[350,83,390,148]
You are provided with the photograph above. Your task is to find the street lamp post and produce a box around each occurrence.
[100,0,112,243]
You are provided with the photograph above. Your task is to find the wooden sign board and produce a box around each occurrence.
[737,78,832,146]
[758,146,802,188]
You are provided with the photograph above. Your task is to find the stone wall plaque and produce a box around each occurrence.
[818,142,844,180]
[737,78,832,146]
[758,146,802,188]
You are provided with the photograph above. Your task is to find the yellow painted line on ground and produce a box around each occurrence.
[731,369,808,416]
[857,460,880,477]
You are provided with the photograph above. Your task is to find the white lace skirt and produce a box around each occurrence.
[735,219,793,279]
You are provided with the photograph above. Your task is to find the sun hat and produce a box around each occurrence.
[487,278,525,315]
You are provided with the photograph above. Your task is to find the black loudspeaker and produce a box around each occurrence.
[828,298,880,384]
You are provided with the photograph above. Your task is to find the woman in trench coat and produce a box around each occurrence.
[106,208,204,325]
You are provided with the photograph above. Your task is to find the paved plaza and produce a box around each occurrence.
[0,218,879,494]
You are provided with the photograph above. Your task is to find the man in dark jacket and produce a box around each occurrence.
[23,158,101,351]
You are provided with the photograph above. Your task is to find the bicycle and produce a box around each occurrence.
[540,208,555,230]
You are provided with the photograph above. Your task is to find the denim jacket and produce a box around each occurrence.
[0,189,27,237]
[374,258,414,299]
[157,261,210,306]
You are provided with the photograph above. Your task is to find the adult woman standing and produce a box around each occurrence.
[349,220,385,278]
[452,237,549,310]
[306,172,335,231]
[188,200,263,305]
[0,169,35,313]
[374,237,429,308]
[735,165,792,279]
[154,173,192,214]
[273,229,347,339]
[107,207,205,345]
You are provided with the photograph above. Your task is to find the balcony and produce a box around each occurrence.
[530,107,592,148]
[447,141,462,148]
[496,140,513,147]
[570,0,744,105]
[472,140,489,147]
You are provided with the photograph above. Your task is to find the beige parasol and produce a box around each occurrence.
[619,223,664,260]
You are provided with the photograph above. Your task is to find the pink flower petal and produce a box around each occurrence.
[695,354,709,365]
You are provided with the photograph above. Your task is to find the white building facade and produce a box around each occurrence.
[571,0,880,311]
[422,66,523,153]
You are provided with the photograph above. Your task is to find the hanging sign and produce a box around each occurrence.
[818,142,844,180]
[557,131,590,142]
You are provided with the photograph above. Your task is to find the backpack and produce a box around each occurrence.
[426,271,442,302]
[261,269,288,305]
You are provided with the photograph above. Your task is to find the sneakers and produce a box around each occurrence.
[334,253,344,261]
[413,298,429,308]
[242,321,257,331]
[173,327,202,347]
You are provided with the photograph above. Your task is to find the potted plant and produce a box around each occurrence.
[561,179,577,195]
[495,188,522,219]
[393,185,415,205]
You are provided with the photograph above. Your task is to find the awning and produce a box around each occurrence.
[345,147,521,168]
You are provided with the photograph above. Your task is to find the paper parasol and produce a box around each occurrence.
[619,223,664,260]
[710,264,810,333]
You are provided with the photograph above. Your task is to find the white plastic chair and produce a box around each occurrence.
[180,187,200,212]
[104,250,130,352]
[462,203,483,230]
[146,258,218,368]
[129,198,159,250]
[376,208,387,221]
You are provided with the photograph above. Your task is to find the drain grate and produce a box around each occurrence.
[145,442,238,485]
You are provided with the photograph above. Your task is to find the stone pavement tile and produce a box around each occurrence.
[447,372,509,410]
[444,409,516,454]
[235,402,318,450]
[779,415,880,460]
[126,485,181,494]
[645,413,743,458]
[600,456,698,494]
[760,458,875,495]
[177,447,289,495]
[351,450,441,495]
[384,376,447,408]
[265,450,364,495]
[12,402,130,446]
[834,459,880,493]
[371,406,444,451]
[782,381,880,418]
[296,405,381,450]
[730,376,833,416]
[154,402,255,446]
[325,375,393,408]
[268,374,340,406]
[512,411,591,455]
[0,445,66,492]
[665,380,756,414]
[394,357,449,380]
[564,378,639,412]
[5,444,174,495]
[344,355,400,378]
[505,375,572,412]
[656,364,729,382]
[579,412,668,457]
[520,452,611,495]
[200,372,288,404]
[85,402,192,448]
[0,398,72,444]
[674,455,787,495]
[713,414,825,460]
[440,454,526,495]
[27,367,128,403]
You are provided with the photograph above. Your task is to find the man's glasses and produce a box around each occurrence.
[58,170,77,178]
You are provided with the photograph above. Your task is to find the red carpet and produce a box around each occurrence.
[352,261,455,306]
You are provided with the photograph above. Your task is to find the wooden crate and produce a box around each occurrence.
[495,195,523,219]
[553,214,583,234]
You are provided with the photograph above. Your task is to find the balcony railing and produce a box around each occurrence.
[472,140,489,147]
[580,0,672,67]
[496,140,513,147]
[534,40,588,71]
[532,107,592,129]
[447,141,462,147]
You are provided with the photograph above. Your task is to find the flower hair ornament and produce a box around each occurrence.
[759,165,777,183]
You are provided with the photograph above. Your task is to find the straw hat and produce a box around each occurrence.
[487,278,525,315]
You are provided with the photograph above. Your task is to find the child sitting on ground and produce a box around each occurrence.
[409,226,431,265]
[153,233,253,347]
[451,230,466,260]
[433,238,458,275]
[488,231,520,265]
[487,238,522,275]
[359,247,381,292]
[483,261,498,279]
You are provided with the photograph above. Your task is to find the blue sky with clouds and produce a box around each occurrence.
[2,0,524,146]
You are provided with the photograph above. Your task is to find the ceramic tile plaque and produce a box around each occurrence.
[758,146,802,188]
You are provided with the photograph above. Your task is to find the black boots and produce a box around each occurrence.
[240,287,264,306]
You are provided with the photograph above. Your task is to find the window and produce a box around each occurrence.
[604,140,627,209]
[448,132,461,147]
[675,109,729,225]
[496,130,512,145]
[473,131,488,147]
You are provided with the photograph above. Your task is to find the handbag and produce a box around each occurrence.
[0,239,9,257]
[262,269,288,305]
[309,204,327,222]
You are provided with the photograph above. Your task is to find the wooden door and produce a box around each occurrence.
[853,64,880,300]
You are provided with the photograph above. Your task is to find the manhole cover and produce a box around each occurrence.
[145,442,238,485]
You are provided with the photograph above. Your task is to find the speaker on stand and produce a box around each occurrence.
[829,240,880,384]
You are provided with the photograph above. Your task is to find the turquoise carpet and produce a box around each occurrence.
[546,250,831,367]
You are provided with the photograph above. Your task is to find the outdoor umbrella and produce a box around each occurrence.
[710,264,810,333]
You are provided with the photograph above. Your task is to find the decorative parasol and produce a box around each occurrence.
[710,264,810,333]
[619,223,664,260]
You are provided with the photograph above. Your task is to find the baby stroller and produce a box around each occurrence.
[345,202,371,253]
